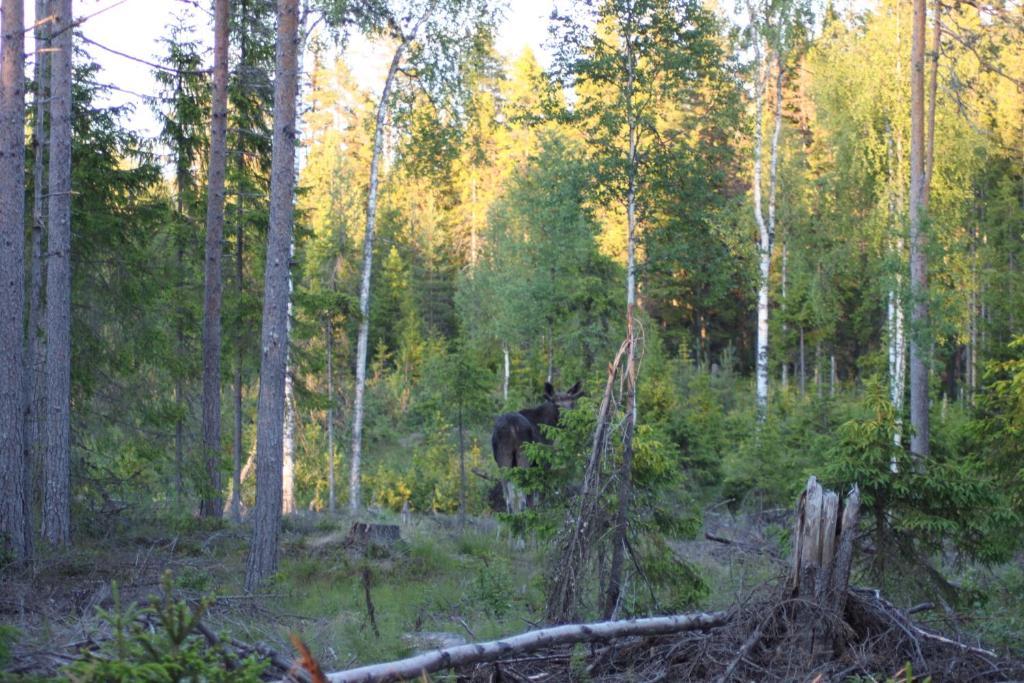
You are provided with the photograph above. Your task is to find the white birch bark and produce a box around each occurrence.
[748,8,785,421]
[502,343,509,403]
[349,5,435,512]
[282,368,295,514]
[605,19,639,619]
[316,611,729,683]
[884,119,908,456]
[908,0,930,459]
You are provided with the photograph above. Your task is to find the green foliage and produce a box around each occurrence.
[0,624,17,668]
[820,379,1019,579]
[64,575,265,682]
[470,559,516,617]
[959,564,1024,653]
[973,337,1024,515]
[628,533,709,614]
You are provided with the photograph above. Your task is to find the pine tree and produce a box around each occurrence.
[0,0,28,559]
[246,0,301,591]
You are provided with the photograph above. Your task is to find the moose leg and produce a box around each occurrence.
[501,478,514,515]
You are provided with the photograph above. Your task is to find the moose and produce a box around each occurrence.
[491,381,583,513]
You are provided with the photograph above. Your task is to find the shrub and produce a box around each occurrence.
[63,573,265,682]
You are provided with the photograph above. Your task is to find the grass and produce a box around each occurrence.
[5,501,1023,678]
[257,515,547,667]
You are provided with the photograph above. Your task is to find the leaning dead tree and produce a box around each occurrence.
[546,337,631,624]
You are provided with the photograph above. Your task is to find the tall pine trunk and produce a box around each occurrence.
[42,0,73,545]
[1,0,28,559]
[26,0,50,543]
[200,0,230,518]
[231,198,244,520]
[908,0,930,459]
[245,0,300,591]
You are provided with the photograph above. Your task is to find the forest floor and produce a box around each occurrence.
[2,505,1023,680]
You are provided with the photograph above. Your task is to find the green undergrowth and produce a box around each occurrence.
[270,519,546,666]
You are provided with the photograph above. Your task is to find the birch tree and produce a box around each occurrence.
[344,0,493,511]
[908,0,929,458]
[551,0,721,618]
[245,0,301,591]
[42,0,73,545]
[199,0,231,519]
[745,0,807,420]
[0,0,28,559]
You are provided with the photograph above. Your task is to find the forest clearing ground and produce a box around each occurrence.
[3,504,1023,679]
[2,510,550,676]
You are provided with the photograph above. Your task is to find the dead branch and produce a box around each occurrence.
[312,611,729,683]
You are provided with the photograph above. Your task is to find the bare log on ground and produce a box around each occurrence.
[313,611,729,683]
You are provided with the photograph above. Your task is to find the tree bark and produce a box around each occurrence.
[317,611,729,683]
[749,18,785,421]
[199,0,230,518]
[326,317,335,513]
[458,402,466,528]
[780,241,788,390]
[501,342,509,403]
[231,188,245,522]
[282,369,295,515]
[605,22,638,619]
[245,0,300,591]
[42,0,73,546]
[799,326,806,397]
[886,123,906,451]
[349,7,434,512]
[1,0,28,559]
[788,476,861,663]
[909,0,930,459]
[26,0,51,547]
[923,0,940,207]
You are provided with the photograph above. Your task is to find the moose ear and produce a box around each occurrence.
[569,381,583,397]
[544,382,555,398]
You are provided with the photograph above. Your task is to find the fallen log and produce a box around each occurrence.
[305,611,729,683]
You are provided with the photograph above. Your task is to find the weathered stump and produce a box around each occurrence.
[788,475,861,663]
[345,522,401,548]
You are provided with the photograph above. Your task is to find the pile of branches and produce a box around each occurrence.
[472,589,1022,682]
[307,584,1022,683]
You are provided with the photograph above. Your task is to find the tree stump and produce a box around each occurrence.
[788,475,861,663]
[345,522,401,548]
